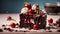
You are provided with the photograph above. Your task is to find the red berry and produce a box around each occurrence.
[33,24,38,30]
[25,4,31,9]
[7,16,12,20]
[28,9,34,14]
[10,23,16,28]
[48,18,53,24]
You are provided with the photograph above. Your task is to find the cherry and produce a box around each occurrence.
[48,18,53,24]
[7,16,12,20]
[28,9,35,14]
[25,4,31,9]
[33,24,38,30]
[10,23,16,28]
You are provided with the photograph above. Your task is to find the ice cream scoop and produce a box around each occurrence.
[21,7,28,14]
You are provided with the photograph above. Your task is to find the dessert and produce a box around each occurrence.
[19,3,46,30]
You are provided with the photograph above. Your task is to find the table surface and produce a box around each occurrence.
[0,29,60,34]
[0,32,60,34]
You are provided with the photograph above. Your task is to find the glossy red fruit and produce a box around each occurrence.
[33,24,38,30]
[28,9,34,14]
[7,16,12,20]
[48,18,53,24]
[10,23,16,28]
[25,4,31,9]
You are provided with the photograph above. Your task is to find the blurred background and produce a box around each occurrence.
[0,0,59,13]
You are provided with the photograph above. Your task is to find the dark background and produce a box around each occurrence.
[0,0,60,13]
